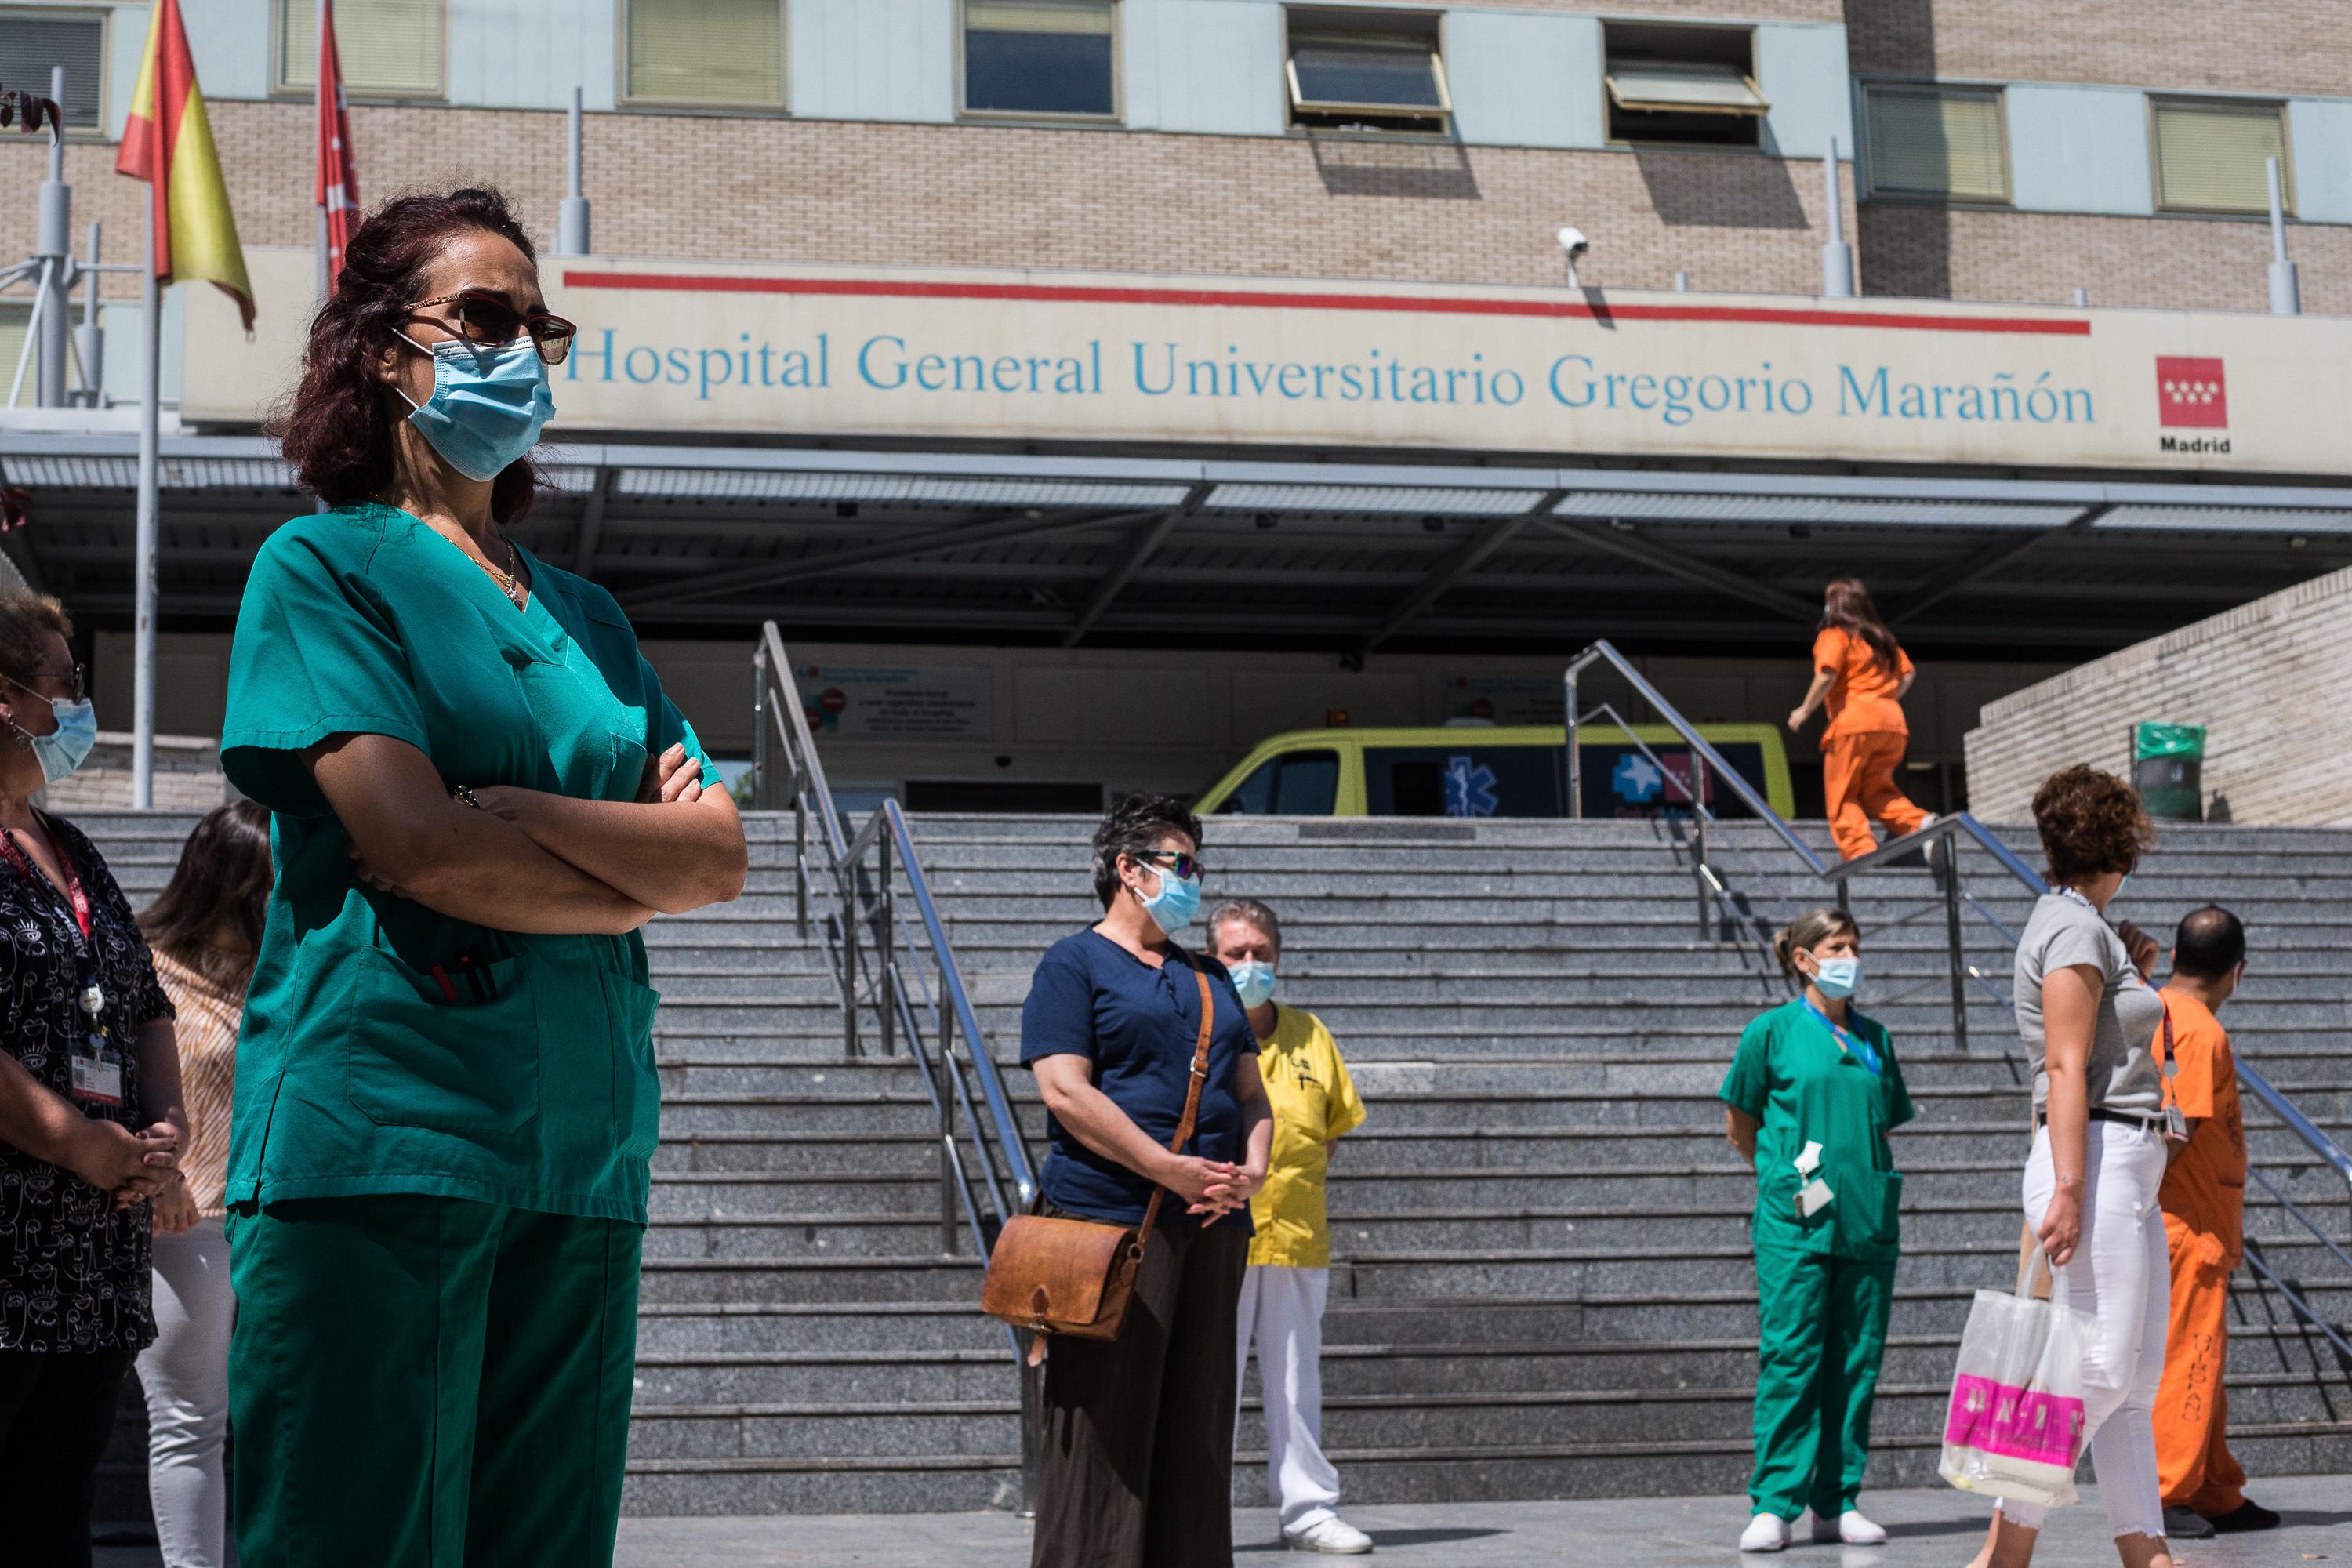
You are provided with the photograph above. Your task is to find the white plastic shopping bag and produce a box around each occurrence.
[1938,1244,2096,1508]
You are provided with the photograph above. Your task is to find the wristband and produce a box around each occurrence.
[2053,1175,2085,1190]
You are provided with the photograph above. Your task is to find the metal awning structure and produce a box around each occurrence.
[6,432,2352,656]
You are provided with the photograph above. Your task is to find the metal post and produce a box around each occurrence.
[1018,1352,1043,1517]
[557,87,591,256]
[1820,135,1857,299]
[1563,670,1581,818]
[792,771,808,937]
[839,855,860,1058]
[1690,753,1711,938]
[2267,157,2300,316]
[75,221,102,407]
[132,200,161,810]
[315,0,329,300]
[876,837,895,1059]
[1942,839,1970,1054]
[2071,287,2089,308]
[938,1073,958,1256]
[35,67,71,408]
[1672,270,1688,292]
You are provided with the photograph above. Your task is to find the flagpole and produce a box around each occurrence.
[133,198,161,811]
[315,0,328,299]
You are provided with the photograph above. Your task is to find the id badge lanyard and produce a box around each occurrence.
[2158,1003,2188,1142]
[1802,998,1882,1076]
[0,826,123,1108]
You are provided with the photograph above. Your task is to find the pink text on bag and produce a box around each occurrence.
[1944,1375,2087,1467]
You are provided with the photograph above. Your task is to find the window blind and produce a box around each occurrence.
[967,2,1112,34]
[280,0,445,97]
[628,0,784,105]
[1867,86,2005,202]
[2154,100,2287,214]
[0,13,106,130]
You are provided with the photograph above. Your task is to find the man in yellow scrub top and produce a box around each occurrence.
[1210,899,1371,1556]
[218,189,748,1566]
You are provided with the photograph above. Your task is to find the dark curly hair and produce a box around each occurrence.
[2031,764,2155,888]
[267,187,543,523]
[1090,792,1203,909]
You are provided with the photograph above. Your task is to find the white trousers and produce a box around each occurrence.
[1235,1265,1342,1534]
[138,1215,237,1568]
[1997,1122,2169,1540]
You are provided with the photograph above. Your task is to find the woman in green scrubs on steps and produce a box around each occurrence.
[1721,908,1913,1555]
[219,187,747,1565]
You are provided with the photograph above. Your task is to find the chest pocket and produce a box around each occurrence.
[512,656,648,803]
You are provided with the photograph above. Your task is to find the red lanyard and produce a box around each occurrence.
[0,824,93,942]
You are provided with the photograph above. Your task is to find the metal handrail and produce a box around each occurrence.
[1564,639,1831,874]
[2242,1062,2352,1236]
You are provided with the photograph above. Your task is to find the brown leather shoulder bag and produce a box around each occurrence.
[982,967,1217,1363]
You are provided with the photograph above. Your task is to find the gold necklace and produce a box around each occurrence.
[441,526,527,608]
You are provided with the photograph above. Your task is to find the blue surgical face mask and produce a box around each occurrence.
[397,332,554,481]
[8,682,97,785]
[2115,870,2133,898]
[1138,860,1201,935]
[1228,960,1277,1009]
[1812,956,1862,1000]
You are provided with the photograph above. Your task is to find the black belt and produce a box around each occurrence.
[2035,1105,2161,1131]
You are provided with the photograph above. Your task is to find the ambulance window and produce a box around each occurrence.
[1217,750,1339,814]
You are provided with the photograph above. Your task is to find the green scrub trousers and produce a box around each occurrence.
[227,1197,643,1565]
[1749,1246,1896,1520]
[1720,997,1914,1523]
[219,503,710,1564]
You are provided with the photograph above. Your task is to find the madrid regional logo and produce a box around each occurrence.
[2154,357,2229,454]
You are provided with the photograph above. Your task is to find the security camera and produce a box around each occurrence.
[1556,227,1589,289]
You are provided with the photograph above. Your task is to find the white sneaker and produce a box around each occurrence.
[1811,1509,1888,1546]
[1740,1513,1791,1553]
[1286,1518,1374,1555]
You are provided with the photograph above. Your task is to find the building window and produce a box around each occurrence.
[1863,84,2008,204]
[624,0,785,108]
[2152,97,2289,215]
[277,0,446,100]
[0,9,107,133]
[961,1,1116,120]
[1285,9,1449,135]
[1602,24,1766,149]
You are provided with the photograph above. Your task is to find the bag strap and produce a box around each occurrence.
[1136,967,1218,1240]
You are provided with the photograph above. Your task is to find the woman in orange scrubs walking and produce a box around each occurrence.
[1788,579,1929,862]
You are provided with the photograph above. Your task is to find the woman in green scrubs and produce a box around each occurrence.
[1720,907,1912,1554]
[220,188,747,1565]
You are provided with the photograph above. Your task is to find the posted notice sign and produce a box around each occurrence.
[795,664,994,742]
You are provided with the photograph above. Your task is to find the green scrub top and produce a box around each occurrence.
[1719,998,1914,1261]
[219,502,711,1225]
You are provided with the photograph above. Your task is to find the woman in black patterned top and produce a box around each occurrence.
[0,590,187,1564]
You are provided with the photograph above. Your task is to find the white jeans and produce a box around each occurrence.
[138,1215,237,1568]
[1235,1265,1342,1534]
[1997,1122,2169,1540]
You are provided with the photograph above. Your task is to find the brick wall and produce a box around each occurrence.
[0,101,1852,302]
[1860,205,2352,313]
[1963,563,2352,826]
[1846,1,2352,96]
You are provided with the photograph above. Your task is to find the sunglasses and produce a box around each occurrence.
[1134,850,1204,880]
[8,664,85,703]
[408,290,577,366]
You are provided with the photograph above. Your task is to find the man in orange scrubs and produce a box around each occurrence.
[1788,591,1928,861]
[2154,906,2278,1539]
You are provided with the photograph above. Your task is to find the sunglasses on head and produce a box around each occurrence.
[1134,849,1203,880]
[408,289,577,365]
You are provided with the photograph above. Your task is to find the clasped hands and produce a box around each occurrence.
[1160,1151,1268,1222]
[61,1114,191,1234]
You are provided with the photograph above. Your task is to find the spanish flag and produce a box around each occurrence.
[115,0,253,329]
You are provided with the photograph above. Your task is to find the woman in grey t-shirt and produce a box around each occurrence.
[1975,766,2178,1568]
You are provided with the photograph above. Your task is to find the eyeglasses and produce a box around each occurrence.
[407,290,577,366]
[1134,849,1203,880]
[7,664,84,703]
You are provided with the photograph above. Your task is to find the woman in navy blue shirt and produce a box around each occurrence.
[1021,792,1272,1568]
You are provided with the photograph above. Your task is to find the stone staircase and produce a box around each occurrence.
[71,811,2352,1528]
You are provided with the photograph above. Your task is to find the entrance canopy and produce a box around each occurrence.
[6,433,2352,656]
